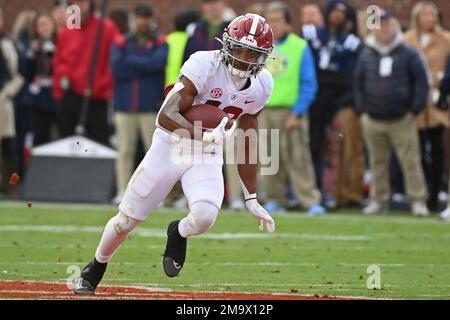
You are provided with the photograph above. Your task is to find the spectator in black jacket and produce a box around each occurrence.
[301,0,361,191]
[354,10,430,216]
[335,3,365,209]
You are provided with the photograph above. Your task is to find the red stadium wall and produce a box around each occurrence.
[0,0,449,35]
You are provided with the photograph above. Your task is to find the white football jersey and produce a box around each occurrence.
[179,50,274,120]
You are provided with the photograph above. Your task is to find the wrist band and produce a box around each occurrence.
[244,193,257,202]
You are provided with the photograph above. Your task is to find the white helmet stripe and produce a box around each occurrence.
[248,14,260,36]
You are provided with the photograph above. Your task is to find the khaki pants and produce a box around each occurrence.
[361,113,427,203]
[115,112,157,193]
[336,107,365,204]
[259,108,321,207]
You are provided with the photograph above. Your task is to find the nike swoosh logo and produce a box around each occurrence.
[244,100,255,104]
[173,261,181,269]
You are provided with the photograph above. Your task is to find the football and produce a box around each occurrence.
[183,104,234,130]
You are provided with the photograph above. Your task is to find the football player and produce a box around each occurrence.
[74,13,276,294]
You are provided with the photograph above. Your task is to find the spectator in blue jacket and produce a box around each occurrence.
[183,0,231,62]
[301,0,361,191]
[110,3,168,205]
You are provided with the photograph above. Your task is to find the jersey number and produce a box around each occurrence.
[206,100,243,120]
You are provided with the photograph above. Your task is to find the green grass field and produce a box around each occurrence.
[0,201,449,299]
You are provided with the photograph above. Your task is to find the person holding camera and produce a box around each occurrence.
[53,0,118,146]
[28,13,58,147]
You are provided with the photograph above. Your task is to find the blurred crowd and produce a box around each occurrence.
[0,0,449,219]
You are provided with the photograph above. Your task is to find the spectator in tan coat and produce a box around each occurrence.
[0,8,24,197]
[404,1,450,211]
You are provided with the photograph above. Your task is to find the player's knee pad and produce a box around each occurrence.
[188,201,219,235]
[111,212,140,236]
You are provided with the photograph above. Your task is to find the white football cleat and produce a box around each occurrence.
[439,207,450,221]
[363,201,386,215]
[411,201,430,217]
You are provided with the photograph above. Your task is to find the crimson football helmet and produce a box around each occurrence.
[218,13,274,78]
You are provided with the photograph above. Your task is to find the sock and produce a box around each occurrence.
[94,212,141,263]
[81,258,107,286]
[164,220,187,265]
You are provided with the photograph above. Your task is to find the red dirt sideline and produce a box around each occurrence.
[0,281,356,300]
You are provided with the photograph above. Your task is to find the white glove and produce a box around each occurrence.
[343,34,360,51]
[245,198,275,233]
[302,24,317,41]
[202,117,236,145]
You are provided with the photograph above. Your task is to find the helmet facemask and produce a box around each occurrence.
[219,32,271,79]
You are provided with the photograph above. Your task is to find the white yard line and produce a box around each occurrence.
[0,225,373,241]
[0,201,117,211]
[2,224,450,240]
[0,201,446,225]
[3,261,446,267]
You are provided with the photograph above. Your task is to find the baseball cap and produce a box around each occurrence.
[379,9,395,20]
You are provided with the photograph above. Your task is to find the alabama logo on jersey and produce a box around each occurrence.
[210,88,223,99]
